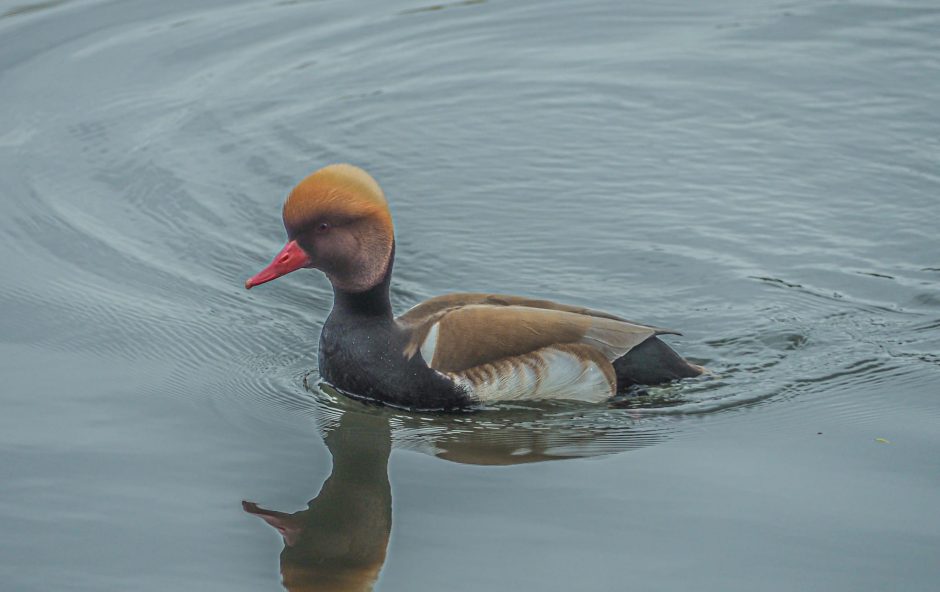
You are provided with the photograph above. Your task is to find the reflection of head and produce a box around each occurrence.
[244,410,392,592]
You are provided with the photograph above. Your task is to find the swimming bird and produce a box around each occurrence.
[246,164,703,410]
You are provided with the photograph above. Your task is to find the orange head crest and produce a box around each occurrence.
[246,164,395,293]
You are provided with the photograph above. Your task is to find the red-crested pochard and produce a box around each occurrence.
[246,164,703,410]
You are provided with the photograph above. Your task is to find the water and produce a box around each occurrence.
[1,0,939,589]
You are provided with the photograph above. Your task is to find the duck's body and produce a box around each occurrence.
[247,164,702,410]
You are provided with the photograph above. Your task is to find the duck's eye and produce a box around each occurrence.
[316,222,331,233]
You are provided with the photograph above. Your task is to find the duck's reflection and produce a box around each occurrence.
[245,397,667,591]
[244,410,392,592]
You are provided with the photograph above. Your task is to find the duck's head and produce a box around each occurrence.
[245,164,394,293]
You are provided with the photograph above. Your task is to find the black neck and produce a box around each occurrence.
[331,243,395,319]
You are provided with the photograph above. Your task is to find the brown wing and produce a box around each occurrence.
[397,292,665,326]
[399,299,672,374]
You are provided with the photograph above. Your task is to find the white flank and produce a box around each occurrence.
[448,347,615,404]
[419,321,440,364]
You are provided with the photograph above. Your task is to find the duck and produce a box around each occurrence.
[245,164,703,410]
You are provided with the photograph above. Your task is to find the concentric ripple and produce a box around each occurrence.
[1,0,938,450]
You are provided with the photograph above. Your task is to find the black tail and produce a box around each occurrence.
[613,336,703,391]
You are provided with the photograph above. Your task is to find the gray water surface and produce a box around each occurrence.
[2,0,939,590]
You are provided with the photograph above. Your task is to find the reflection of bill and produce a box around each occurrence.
[244,398,668,590]
[244,410,392,592]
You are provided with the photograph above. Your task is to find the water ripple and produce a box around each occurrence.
[1,0,937,458]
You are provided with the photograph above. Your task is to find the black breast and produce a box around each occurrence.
[318,314,471,410]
